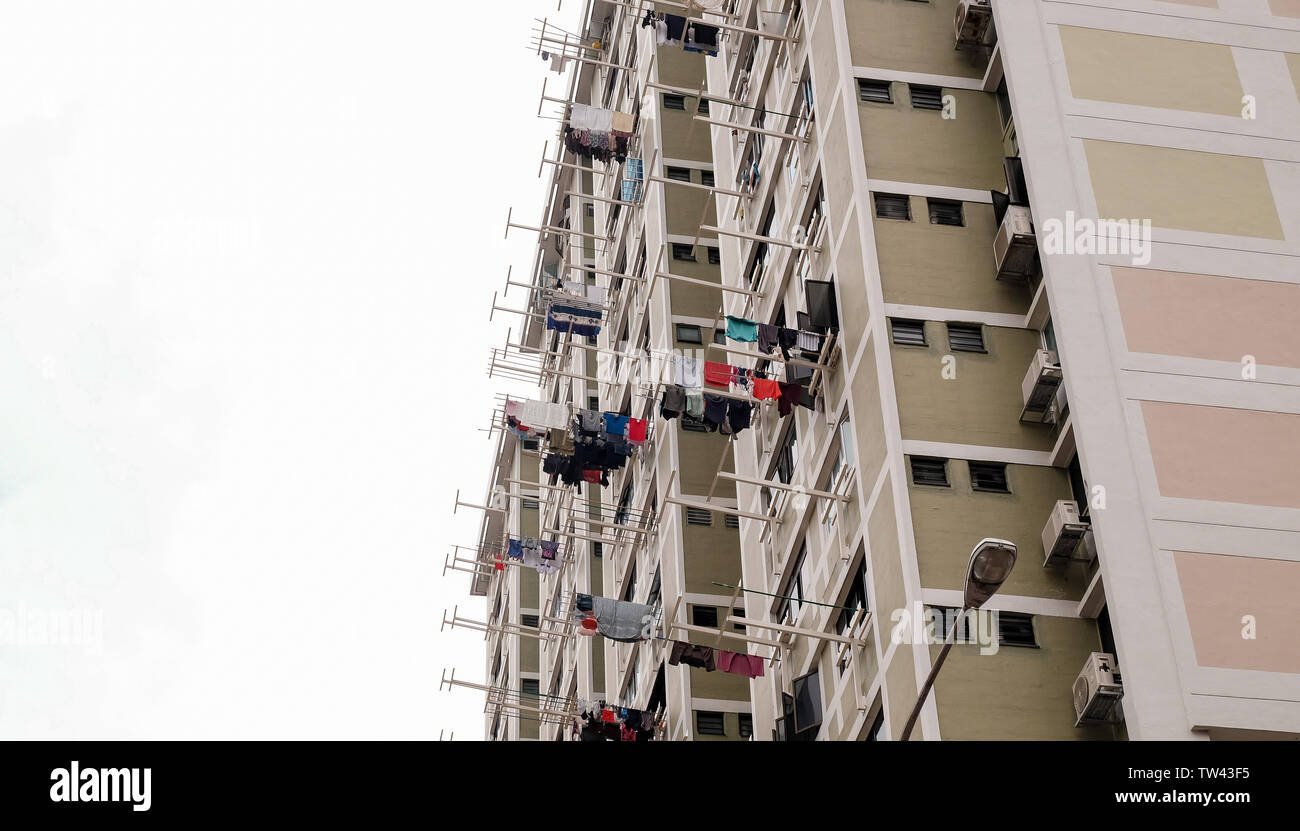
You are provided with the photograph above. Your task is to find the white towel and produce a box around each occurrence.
[519,400,570,430]
[674,355,703,389]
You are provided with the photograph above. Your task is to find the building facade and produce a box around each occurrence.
[460,0,1300,741]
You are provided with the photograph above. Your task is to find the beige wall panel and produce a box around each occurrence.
[845,0,987,78]
[1174,551,1300,673]
[859,86,1005,190]
[908,462,1085,600]
[1141,401,1300,509]
[1111,266,1300,367]
[892,323,1058,451]
[1083,139,1285,240]
[932,616,1115,740]
[877,198,1030,314]
[1058,26,1243,116]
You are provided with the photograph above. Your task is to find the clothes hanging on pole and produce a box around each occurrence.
[717,649,766,678]
[703,360,733,388]
[727,399,754,432]
[726,315,759,342]
[777,382,803,417]
[587,596,654,642]
[685,389,705,420]
[661,385,686,420]
[703,393,729,428]
[751,378,781,400]
[757,323,780,356]
[674,355,703,388]
[668,640,717,671]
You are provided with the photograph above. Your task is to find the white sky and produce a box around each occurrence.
[0,0,573,739]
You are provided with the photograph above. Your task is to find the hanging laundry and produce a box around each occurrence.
[611,111,636,136]
[586,596,654,642]
[703,360,733,388]
[627,417,648,444]
[685,389,705,420]
[661,386,686,420]
[683,22,720,56]
[725,315,759,343]
[519,400,570,431]
[549,54,568,73]
[663,13,686,46]
[777,328,799,360]
[507,539,523,559]
[578,409,604,435]
[717,649,766,679]
[668,641,717,671]
[603,412,629,437]
[777,382,803,417]
[703,393,729,429]
[757,323,780,356]
[727,399,754,433]
[674,355,703,388]
[547,303,602,337]
[549,427,575,454]
[751,378,781,400]
[796,330,822,356]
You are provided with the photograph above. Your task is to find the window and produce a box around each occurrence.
[647,567,662,610]
[521,679,540,701]
[947,322,985,353]
[909,84,943,110]
[621,563,637,602]
[522,437,539,451]
[777,542,809,622]
[999,612,1038,647]
[675,323,703,344]
[697,98,710,115]
[521,498,540,510]
[584,203,595,218]
[707,246,720,265]
[521,614,539,628]
[732,609,746,632]
[910,457,949,487]
[663,93,686,110]
[738,713,753,738]
[588,394,599,410]
[712,329,726,345]
[592,542,603,558]
[691,605,718,627]
[724,514,740,529]
[773,422,798,484]
[666,166,692,182]
[672,243,696,261]
[701,170,715,187]
[890,318,927,346]
[873,192,911,220]
[928,198,964,226]
[696,711,726,736]
[857,79,892,104]
[836,561,869,636]
[686,507,713,526]
[969,461,1010,493]
[792,669,823,735]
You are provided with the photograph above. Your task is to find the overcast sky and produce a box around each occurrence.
[0,0,569,739]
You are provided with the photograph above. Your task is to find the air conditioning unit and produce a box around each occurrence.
[994,204,1037,281]
[1041,500,1090,566]
[954,0,993,48]
[1020,348,1062,424]
[1073,652,1123,726]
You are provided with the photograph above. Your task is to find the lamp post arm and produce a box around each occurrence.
[899,606,966,742]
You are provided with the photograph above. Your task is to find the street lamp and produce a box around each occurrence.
[899,537,1017,741]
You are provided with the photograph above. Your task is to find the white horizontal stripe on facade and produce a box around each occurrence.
[849,66,985,91]
[864,179,994,204]
[901,440,1055,467]
[884,303,1027,330]
[689,698,753,714]
[920,589,1082,618]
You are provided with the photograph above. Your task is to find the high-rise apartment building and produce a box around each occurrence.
[455,0,1300,741]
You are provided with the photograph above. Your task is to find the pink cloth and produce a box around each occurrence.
[717,650,765,679]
